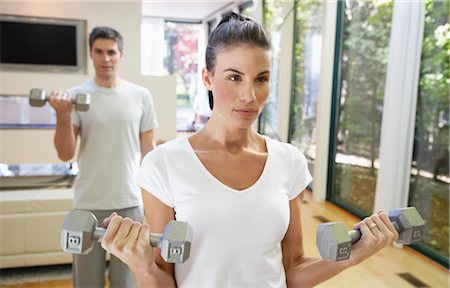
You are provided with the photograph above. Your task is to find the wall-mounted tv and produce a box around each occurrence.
[0,14,87,74]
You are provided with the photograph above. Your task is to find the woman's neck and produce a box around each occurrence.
[192,119,263,153]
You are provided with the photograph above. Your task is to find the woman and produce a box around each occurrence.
[101,12,398,287]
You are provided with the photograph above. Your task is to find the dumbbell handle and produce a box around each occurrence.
[349,222,400,244]
[30,88,76,102]
[93,227,163,248]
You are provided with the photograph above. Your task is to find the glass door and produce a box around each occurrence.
[408,0,449,268]
[328,0,393,216]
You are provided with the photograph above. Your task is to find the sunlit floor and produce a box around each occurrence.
[1,190,448,288]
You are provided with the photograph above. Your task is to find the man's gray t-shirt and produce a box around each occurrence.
[68,79,158,210]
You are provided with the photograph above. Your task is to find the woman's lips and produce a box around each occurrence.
[234,108,257,117]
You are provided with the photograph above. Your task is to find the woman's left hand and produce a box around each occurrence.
[348,211,399,265]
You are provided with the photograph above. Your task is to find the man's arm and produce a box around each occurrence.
[50,91,79,162]
[54,120,79,162]
[140,129,156,160]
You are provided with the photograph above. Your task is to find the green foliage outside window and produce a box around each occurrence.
[410,0,449,263]
[290,0,323,160]
[337,0,393,168]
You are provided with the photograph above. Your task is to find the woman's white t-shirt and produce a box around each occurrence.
[135,136,312,287]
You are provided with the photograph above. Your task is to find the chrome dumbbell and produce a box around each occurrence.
[29,88,90,111]
[61,210,193,263]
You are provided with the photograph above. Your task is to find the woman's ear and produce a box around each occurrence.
[202,67,213,91]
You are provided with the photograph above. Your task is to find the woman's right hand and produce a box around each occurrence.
[101,213,155,275]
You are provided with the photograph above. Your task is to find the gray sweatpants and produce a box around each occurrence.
[72,206,143,288]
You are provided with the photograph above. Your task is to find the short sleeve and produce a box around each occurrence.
[135,146,174,207]
[140,89,159,132]
[288,147,313,200]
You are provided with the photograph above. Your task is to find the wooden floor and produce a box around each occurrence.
[2,190,448,288]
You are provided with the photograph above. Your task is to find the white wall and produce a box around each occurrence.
[0,1,176,164]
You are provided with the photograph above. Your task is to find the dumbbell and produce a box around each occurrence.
[29,88,91,111]
[316,207,425,261]
[61,210,193,263]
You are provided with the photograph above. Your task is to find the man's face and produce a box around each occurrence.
[90,38,122,79]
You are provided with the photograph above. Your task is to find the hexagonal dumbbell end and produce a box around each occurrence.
[157,220,193,263]
[29,88,48,107]
[316,222,352,261]
[61,210,100,254]
[389,207,425,244]
[73,93,91,111]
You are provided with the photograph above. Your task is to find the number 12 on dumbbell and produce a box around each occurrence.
[29,88,91,111]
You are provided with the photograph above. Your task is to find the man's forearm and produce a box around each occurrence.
[54,114,77,161]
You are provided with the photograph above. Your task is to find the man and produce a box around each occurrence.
[50,26,158,287]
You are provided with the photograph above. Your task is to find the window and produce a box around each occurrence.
[409,0,449,267]
[329,0,393,214]
[141,18,205,132]
[239,0,254,18]
[289,0,323,165]
[260,0,285,139]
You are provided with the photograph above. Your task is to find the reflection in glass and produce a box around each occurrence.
[409,0,449,263]
[332,1,393,214]
[289,0,323,167]
[260,0,285,139]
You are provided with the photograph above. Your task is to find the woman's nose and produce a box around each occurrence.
[240,85,257,103]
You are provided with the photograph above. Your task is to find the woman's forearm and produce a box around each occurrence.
[134,262,176,288]
[286,256,353,287]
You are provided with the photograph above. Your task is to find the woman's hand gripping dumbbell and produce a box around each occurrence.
[316,207,425,261]
[61,210,193,263]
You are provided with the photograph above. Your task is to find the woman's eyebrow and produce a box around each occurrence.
[222,69,271,75]
[223,68,243,74]
[258,70,271,76]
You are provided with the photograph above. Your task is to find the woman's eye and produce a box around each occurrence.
[257,76,269,83]
[229,75,241,81]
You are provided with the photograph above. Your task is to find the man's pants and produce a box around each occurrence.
[72,206,143,288]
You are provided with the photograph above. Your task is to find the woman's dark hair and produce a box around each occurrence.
[205,12,271,74]
[89,26,123,52]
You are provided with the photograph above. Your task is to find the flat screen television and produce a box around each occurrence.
[0,14,87,73]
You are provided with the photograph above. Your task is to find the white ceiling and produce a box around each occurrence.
[141,0,245,22]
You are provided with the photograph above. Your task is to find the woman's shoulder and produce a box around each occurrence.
[264,136,297,152]
[265,136,307,161]
[154,136,189,153]
[143,137,189,165]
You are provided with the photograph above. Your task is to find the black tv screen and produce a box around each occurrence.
[1,21,77,65]
[0,14,86,73]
